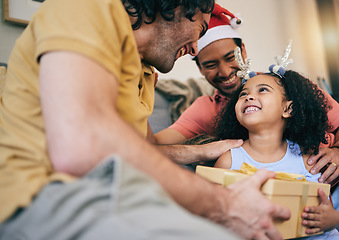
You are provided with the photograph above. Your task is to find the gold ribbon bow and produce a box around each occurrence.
[235,163,306,181]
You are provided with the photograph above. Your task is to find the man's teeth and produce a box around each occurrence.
[220,75,235,84]
[179,47,186,57]
[244,106,259,113]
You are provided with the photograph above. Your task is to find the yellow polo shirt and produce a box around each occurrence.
[0,0,155,223]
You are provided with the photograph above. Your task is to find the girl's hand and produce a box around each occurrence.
[301,188,339,234]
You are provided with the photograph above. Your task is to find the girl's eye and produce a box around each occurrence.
[259,87,269,93]
[239,91,247,97]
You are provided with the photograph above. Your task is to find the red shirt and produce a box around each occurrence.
[169,90,228,138]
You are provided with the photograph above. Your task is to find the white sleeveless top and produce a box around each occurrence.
[230,140,321,182]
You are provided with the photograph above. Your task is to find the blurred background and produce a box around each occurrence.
[157,0,339,101]
[1,0,339,100]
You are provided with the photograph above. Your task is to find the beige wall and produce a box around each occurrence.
[158,0,330,90]
[0,0,332,89]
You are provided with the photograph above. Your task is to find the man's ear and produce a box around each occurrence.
[282,101,293,118]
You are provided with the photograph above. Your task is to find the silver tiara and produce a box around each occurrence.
[269,40,293,77]
[234,46,257,84]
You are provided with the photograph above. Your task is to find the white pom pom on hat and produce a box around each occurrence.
[230,14,243,29]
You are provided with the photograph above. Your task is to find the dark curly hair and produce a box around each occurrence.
[214,70,332,155]
[122,0,214,30]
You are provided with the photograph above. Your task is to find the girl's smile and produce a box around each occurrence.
[235,74,290,130]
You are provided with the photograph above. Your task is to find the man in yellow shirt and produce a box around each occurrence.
[0,0,289,239]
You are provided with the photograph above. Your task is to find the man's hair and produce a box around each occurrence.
[122,0,215,30]
[214,70,332,155]
[194,38,242,68]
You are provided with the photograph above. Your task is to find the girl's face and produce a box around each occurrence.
[235,75,292,130]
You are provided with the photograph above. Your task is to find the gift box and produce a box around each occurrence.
[196,164,331,239]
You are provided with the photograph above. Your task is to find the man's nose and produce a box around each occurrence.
[189,42,199,57]
[218,61,233,78]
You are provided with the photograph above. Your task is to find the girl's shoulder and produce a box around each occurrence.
[214,149,232,169]
[287,140,313,172]
[287,140,312,171]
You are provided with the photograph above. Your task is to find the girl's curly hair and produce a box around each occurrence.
[214,70,332,155]
[122,0,214,30]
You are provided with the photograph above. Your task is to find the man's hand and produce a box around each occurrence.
[210,169,290,240]
[157,139,243,165]
[199,139,243,161]
[307,147,339,185]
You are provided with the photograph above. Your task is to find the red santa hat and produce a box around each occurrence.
[195,4,243,55]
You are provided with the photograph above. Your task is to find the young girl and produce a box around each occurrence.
[213,65,339,238]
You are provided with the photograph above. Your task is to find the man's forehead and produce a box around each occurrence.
[208,38,237,49]
[200,38,237,55]
[198,39,237,60]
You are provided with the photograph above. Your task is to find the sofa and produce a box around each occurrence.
[149,77,214,134]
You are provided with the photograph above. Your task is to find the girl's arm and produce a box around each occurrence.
[214,149,232,169]
[302,188,339,234]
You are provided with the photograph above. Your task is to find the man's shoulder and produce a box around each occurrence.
[192,90,229,107]
[193,93,217,104]
[181,95,219,121]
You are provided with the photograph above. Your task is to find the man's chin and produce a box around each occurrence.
[156,66,173,74]
[218,86,239,97]
[219,80,242,96]
[144,59,175,74]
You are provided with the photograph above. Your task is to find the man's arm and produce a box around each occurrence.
[156,139,244,165]
[40,51,289,239]
[40,51,215,208]
[152,128,240,164]
[155,128,188,144]
[151,92,234,164]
